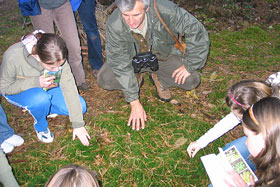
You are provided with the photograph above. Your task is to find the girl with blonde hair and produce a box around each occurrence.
[46,165,100,187]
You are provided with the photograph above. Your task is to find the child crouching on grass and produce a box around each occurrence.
[226,96,280,186]
[0,30,90,146]
[187,72,280,172]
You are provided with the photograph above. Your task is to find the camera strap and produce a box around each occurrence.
[153,0,186,56]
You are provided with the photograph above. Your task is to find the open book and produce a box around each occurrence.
[201,145,258,187]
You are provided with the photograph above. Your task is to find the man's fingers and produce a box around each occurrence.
[181,76,187,85]
[140,117,145,130]
[86,132,91,140]
[179,75,186,85]
[81,137,89,146]
[136,119,140,131]
[132,118,136,130]
[172,69,179,78]
[175,71,184,84]
[128,117,132,126]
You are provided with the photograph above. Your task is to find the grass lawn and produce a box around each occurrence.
[0,1,280,186]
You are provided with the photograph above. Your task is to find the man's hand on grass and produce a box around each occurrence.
[128,99,147,131]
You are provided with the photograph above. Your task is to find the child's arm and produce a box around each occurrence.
[187,112,240,157]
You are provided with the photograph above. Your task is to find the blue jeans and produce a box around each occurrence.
[78,0,103,70]
[3,87,86,132]
[0,103,14,145]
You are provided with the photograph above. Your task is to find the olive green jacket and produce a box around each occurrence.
[106,0,210,103]
[0,42,85,128]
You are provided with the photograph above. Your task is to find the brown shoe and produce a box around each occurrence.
[149,73,171,102]
[136,73,144,88]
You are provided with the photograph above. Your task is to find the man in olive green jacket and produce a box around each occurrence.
[97,0,209,131]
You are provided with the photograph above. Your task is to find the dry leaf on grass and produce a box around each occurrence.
[142,152,148,158]
[174,137,188,148]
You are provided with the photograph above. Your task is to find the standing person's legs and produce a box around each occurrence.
[29,7,55,33]
[78,0,103,72]
[156,55,200,90]
[53,1,86,86]
[0,103,14,145]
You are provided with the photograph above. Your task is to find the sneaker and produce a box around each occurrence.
[36,128,54,143]
[149,73,171,102]
[0,142,14,154]
[47,113,58,118]
[77,82,91,91]
[136,73,144,88]
[3,134,24,147]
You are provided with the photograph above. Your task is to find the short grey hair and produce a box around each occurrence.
[115,0,151,12]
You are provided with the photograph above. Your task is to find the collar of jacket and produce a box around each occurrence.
[23,43,44,72]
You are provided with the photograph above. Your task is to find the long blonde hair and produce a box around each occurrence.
[45,165,99,187]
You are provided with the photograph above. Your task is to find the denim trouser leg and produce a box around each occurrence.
[223,136,255,171]
[78,0,103,70]
[4,87,86,133]
[0,104,14,145]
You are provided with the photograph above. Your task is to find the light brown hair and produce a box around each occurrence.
[226,80,272,116]
[242,97,280,185]
[31,33,68,65]
[45,165,100,187]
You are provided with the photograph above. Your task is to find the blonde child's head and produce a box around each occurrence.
[45,165,99,187]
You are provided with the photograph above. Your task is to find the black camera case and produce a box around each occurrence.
[132,44,159,73]
[132,51,158,73]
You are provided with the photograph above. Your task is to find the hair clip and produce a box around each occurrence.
[249,105,259,125]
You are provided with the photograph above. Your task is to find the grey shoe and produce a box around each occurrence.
[149,73,171,102]
[78,82,91,91]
